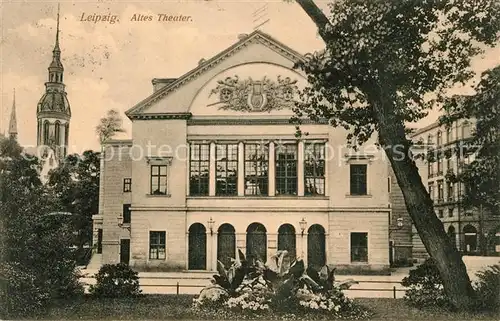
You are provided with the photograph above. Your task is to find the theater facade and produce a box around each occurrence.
[92,30,392,273]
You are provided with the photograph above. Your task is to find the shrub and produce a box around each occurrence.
[0,262,49,318]
[473,264,500,311]
[192,250,369,319]
[88,263,142,298]
[401,258,451,308]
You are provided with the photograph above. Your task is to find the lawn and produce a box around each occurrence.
[35,295,500,321]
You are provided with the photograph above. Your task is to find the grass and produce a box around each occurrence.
[31,295,500,320]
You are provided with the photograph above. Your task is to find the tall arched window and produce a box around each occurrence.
[188,223,207,270]
[307,224,326,269]
[278,224,296,259]
[54,121,61,145]
[246,223,267,262]
[217,224,236,268]
[43,121,50,145]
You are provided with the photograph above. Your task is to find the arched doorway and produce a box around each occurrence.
[307,224,326,270]
[217,224,236,268]
[447,225,456,248]
[463,224,477,253]
[246,223,267,262]
[188,223,207,270]
[278,224,296,259]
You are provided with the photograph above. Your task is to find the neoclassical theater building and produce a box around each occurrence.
[92,30,392,273]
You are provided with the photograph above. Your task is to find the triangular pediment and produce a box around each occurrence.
[125,30,306,118]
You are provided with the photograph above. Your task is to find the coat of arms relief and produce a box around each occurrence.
[208,75,299,112]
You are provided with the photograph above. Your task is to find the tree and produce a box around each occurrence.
[95,109,126,144]
[47,150,100,259]
[441,66,500,253]
[289,0,500,309]
[0,137,83,317]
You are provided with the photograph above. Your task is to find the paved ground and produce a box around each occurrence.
[80,256,500,298]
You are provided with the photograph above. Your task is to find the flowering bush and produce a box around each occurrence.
[192,249,369,319]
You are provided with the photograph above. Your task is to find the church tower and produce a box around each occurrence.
[37,4,71,160]
[9,88,18,140]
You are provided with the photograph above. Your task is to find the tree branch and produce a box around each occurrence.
[295,0,332,40]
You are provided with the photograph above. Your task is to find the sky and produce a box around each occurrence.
[1,1,499,154]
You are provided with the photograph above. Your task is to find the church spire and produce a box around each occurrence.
[49,3,64,82]
[9,88,18,140]
[54,3,60,54]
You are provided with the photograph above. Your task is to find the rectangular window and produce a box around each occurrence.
[123,178,132,192]
[150,165,168,195]
[447,182,454,201]
[149,231,166,260]
[244,144,269,196]
[428,183,434,200]
[428,161,434,178]
[446,127,452,143]
[189,143,210,196]
[437,131,442,146]
[350,232,368,262]
[304,143,325,196]
[437,157,443,175]
[448,208,454,217]
[438,209,444,218]
[275,144,298,195]
[216,144,238,196]
[350,164,367,195]
[446,158,452,172]
[437,180,444,201]
[122,204,131,224]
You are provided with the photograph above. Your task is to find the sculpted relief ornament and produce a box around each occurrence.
[208,75,298,112]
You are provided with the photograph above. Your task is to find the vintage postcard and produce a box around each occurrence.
[1,1,499,320]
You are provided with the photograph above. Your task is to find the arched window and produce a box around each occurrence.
[54,121,61,145]
[43,121,50,145]
[217,224,236,268]
[246,223,267,263]
[447,226,456,248]
[188,223,207,270]
[307,224,326,269]
[278,224,296,259]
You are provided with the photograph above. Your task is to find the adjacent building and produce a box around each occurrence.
[411,118,500,255]
[92,30,393,274]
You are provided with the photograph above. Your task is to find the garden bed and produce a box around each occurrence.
[34,295,500,320]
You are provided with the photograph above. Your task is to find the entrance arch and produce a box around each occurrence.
[188,223,207,270]
[246,223,267,262]
[307,224,326,270]
[463,224,477,253]
[447,225,456,248]
[278,224,296,259]
[217,223,236,268]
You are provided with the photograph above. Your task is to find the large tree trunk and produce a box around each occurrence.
[294,0,477,310]
[373,99,477,309]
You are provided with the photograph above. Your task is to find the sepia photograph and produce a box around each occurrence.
[0,0,499,320]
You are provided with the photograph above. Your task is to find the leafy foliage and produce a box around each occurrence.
[0,137,84,318]
[473,265,500,311]
[47,150,100,262]
[95,109,126,144]
[89,263,142,298]
[193,250,365,318]
[291,0,500,309]
[401,258,451,308]
[440,66,500,217]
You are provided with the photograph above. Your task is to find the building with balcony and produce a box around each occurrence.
[92,30,393,273]
[411,118,500,255]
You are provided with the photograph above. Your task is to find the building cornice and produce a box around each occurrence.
[129,205,390,213]
[187,117,328,126]
[128,113,192,120]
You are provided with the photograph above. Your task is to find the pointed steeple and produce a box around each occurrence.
[9,88,18,139]
[49,3,64,77]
